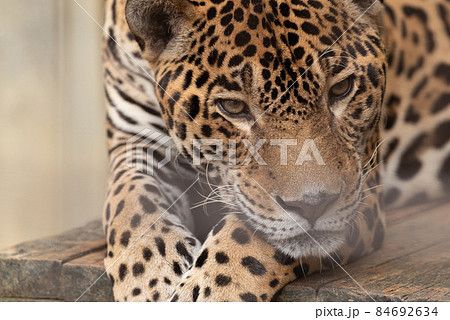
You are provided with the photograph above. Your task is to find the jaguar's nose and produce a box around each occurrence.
[276,192,340,226]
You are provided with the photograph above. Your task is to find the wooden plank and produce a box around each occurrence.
[0,220,105,299]
[317,240,450,302]
[62,251,114,302]
[1,203,449,301]
[0,298,63,302]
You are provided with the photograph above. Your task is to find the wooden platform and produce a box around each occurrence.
[1,202,449,302]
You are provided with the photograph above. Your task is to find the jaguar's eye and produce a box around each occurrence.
[217,99,248,116]
[329,76,354,100]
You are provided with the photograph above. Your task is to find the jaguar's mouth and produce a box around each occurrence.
[270,202,359,257]
[233,192,357,258]
[269,229,348,259]
[234,206,350,255]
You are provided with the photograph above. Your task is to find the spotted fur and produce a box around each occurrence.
[102,0,450,302]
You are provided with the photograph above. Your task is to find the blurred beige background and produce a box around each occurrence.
[0,0,107,248]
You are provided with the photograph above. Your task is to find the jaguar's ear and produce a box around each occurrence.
[354,0,384,12]
[125,0,196,64]
[353,0,384,32]
[354,0,384,17]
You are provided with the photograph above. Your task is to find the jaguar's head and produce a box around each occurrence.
[126,0,387,257]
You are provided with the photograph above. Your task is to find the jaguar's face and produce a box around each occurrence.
[127,0,387,257]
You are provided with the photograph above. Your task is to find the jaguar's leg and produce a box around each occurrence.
[169,214,305,302]
[103,128,202,302]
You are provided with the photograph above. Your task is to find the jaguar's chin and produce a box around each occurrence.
[270,229,347,259]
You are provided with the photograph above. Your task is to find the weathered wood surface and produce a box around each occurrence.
[1,202,449,302]
[0,220,113,302]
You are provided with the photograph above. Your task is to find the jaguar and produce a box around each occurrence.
[102,0,450,301]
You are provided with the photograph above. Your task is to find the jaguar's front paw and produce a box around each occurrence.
[169,215,302,302]
[105,216,202,302]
